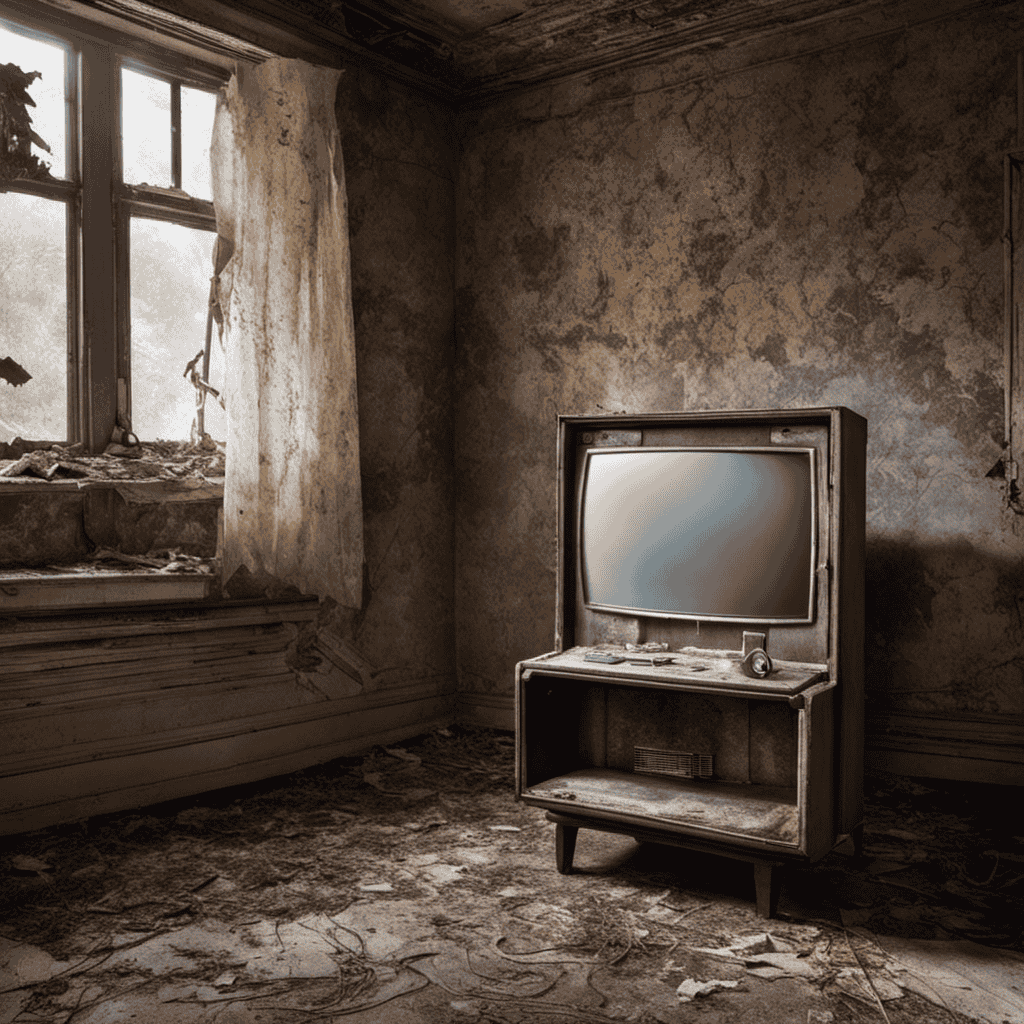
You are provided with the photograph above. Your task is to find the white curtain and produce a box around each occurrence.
[211,58,363,609]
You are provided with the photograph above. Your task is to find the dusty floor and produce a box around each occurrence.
[2,728,1023,1024]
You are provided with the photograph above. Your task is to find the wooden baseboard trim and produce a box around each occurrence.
[2,677,456,779]
[0,692,458,834]
[457,691,514,731]
[866,713,1024,784]
[865,750,1024,786]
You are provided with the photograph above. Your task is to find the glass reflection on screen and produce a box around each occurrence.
[581,449,814,622]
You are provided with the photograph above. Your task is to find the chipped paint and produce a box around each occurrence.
[455,5,1024,739]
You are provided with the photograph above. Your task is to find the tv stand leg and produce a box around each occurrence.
[753,862,782,918]
[555,823,578,874]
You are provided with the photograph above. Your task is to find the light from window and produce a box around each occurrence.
[2,15,224,448]
[181,85,216,200]
[129,219,224,442]
[0,193,67,443]
[121,67,172,187]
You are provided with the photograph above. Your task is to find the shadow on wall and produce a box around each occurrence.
[865,538,1024,717]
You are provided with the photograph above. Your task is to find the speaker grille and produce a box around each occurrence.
[634,746,713,780]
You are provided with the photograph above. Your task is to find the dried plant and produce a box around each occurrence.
[0,62,51,185]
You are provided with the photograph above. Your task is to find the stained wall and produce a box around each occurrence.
[327,65,457,691]
[455,3,1024,772]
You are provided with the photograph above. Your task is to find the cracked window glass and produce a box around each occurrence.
[130,219,225,442]
[0,193,67,443]
[2,11,225,449]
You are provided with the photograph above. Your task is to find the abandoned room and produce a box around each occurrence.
[2,0,1024,1021]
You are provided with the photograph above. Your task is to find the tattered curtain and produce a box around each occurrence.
[211,59,363,609]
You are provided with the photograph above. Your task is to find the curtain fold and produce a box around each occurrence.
[211,58,363,609]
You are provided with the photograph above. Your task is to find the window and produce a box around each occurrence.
[1,7,227,448]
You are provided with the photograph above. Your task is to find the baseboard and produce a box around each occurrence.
[865,713,1024,785]
[2,676,455,779]
[0,599,464,834]
[457,691,514,731]
[0,691,458,835]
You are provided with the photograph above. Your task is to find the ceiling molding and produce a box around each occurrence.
[212,0,1016,107]
[452,0,1013,104]
[10,0,1017,109]
[458,0,1017,108]
[144,0,464,100]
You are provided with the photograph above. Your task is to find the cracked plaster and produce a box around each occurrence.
[333,67,457,679]
[455,5,1024,723]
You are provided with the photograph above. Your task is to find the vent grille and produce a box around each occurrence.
[634,746,713,780]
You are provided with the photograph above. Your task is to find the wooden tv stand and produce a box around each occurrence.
[516,646,843,917]
[515,408,866,918]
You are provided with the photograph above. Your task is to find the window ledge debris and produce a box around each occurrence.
[1,448,224,604]
[0,438,225,483]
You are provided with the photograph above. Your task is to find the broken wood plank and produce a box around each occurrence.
[0,601,318,648]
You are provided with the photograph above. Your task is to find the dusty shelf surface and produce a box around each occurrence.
[526,768,800,845]
[528,647,827,695]
[1,728,1023,1024]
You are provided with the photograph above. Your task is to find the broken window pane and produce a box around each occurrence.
[181,85,216,199]
[121,67,171,187]
[0,193,67,442]
[129,218,224,442]
[0,21,68,177]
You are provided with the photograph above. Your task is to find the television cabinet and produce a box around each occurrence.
[514,407,866,917]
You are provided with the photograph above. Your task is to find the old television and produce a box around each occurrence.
[580,446,817,624]
[515,408,866,917]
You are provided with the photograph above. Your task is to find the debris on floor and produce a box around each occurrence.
[1,728,1022,1024]
[675,977,740,1001]
[868,933,1024,1023]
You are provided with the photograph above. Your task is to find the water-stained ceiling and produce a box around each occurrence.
[202,0,932,103]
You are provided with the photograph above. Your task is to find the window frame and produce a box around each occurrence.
[1004,149,1024,512]
[1,1,229,451]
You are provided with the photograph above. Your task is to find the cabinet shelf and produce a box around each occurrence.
[517,666,835,862]
[525,768,799,845]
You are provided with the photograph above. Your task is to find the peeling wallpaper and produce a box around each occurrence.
[455,6,1024,722]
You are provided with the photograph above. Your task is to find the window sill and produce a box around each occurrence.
[1,477,223,598]
[0,566,214,610]
[0,476,223,492]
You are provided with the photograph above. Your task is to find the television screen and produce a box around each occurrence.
[579,447,816,623]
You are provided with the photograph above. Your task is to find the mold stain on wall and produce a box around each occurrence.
[327,66,457,687]
[455,4,1024,731]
